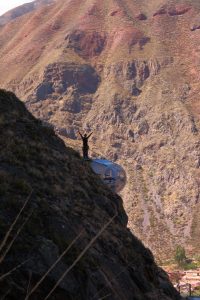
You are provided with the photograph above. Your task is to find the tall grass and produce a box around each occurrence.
[25,230,84,299]
[0,193,118,300]
[0,191,33,265]
[43,212,117,300]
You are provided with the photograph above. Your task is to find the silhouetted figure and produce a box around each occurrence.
[188,283,192,296]
[78,131,93,159]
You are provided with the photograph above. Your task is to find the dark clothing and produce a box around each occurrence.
[79,131,92,159]
[81,137,89,159]
[82,146,89,159]
[82,137,89,149]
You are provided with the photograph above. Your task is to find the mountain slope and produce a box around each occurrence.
[0,89,181,300]
[0,0,200,259]
[0,0,55,26]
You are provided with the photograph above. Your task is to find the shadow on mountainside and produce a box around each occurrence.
[0,90,181,300]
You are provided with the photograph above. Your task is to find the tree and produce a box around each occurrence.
[174,245,186,266]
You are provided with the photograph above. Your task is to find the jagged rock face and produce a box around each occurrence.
[30,63,100,101]
[1,0,200,260]
[0,90,181,300]
[65,30,107,59]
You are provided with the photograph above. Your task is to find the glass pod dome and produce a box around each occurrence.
[90,159,126,193]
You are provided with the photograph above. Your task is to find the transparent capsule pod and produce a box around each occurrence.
[90,159,126,193]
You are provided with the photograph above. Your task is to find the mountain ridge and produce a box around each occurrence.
[0,0,55,25]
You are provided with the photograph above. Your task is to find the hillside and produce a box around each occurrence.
[0,0,200,259]
[0,0,55,26]
[0,89,182,299]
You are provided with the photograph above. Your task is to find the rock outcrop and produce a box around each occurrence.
[190,13,200,31]
[31,62,100,101]
[0,90,181,300]
[65,30,107,59]
[153,4,192,17]
[0,0,200,261]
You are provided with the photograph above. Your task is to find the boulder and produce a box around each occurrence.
[135,13,147,21]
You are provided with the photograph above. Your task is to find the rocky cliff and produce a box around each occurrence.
[0,0,200,260]
[0,90,181,300]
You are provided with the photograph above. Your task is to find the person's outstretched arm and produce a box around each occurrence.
[78,130,83,138]
[88,132,93,139]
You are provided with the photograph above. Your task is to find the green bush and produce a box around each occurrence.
[174,245,186,266]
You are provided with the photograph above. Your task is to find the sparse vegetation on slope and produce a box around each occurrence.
[0,90,181,299]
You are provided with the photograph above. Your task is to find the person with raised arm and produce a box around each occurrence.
[78,130,93,160]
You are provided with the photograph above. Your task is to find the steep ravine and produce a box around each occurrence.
[0,90,182,300]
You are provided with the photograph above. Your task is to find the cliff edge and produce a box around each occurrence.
[0,90,180,299]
